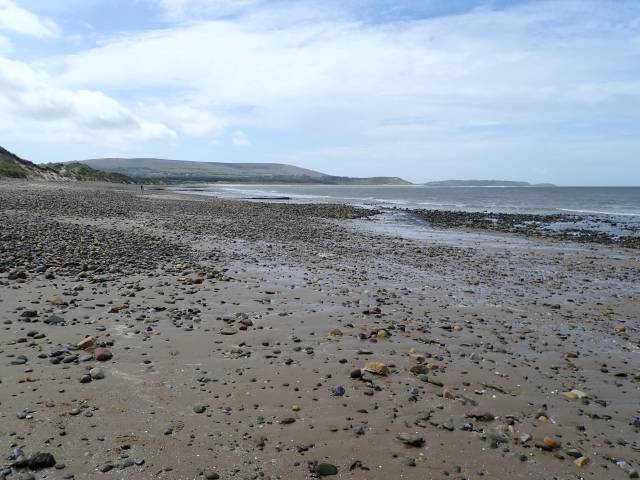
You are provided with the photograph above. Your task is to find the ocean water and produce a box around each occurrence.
[172,184,640,236]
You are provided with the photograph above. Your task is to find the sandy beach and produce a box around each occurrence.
[1,181,639,480]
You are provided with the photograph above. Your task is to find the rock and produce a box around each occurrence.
[11,455,28,468]
[617,460,639,478]
[485,426,508,445]
[89,367,105,380]
[363,362,389,376]
[466,411,495,422]
[350,369,362,379]
[376,329,390,339]
[47,296,67,306]
[280,417,296,425]
[397,433,425,447]
[44,314,65,325]
[401,457,416,467]
[205,473,220,480]
[193,404,206,414]
[94,348,113,362]
[327,329,343,340]
[543,436,561,449]
[536,437,561,451]
[561,389,588,400]
[77,336,96,350]
[8,271,27,280]
[28,452,56,470]
[220,327,238,335]
[109,304,127,313]
[315,463,338,476]
[442,388,456,399]
[363,306,381,315]
[574,456,590,467]
[409,364,429,376]
[331,385,346,396]
[565,448,583,458]
[21,310,38,318]
[409,349,426,363]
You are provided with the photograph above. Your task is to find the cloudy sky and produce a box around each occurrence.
[0,0,638,185]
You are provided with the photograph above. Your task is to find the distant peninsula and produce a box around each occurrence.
[424,179,556,187]
[78,158,412,185]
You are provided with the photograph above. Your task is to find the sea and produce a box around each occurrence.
[171,184,640,239]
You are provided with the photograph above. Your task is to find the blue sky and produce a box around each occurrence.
[0,0,639,185]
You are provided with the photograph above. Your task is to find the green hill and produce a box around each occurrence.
[80,158,411,185]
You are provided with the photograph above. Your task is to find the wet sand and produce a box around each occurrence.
[1,181,639,480]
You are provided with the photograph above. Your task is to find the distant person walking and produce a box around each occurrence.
[140,184,144,194]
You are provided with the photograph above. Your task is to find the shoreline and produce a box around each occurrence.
[168,184,640,249]
[1,181,639,480]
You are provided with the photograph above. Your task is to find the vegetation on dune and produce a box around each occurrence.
[47,162,135,183]
[0,156,28,178]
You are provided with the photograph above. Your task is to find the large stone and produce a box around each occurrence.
[28,452,56,470]
[77,336,96,350]
[363,362,389,376]
[94,348,113,362]
[315,463,338,476]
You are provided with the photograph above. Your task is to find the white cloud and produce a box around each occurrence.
[51,1,640,143]
[140,103,225,139]
[0,0,59,37]
[0,56,176,145]
[231,130,250,146]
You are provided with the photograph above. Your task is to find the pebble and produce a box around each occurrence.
[94,348,113,362]
[362,362,389,376]
[396,433,425,447]
[315,463,338,476]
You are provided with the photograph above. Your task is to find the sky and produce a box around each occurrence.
[0,0,639,185]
